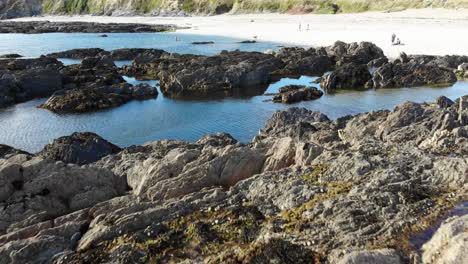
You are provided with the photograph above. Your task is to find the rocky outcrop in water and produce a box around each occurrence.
[38,82,157,113]
[372,60,458,89]
[320,62,372,92]
[124,50,285,98]
[0,56,64,108]
[0,54,160,110]
[269,85,323,104]
[0,95,466,263]
[47,48,168,61]
[0,21,178,33]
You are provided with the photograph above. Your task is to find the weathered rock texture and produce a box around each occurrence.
[0,55,157,111]
[269,85,323,104]
[38,132,121,165]
[0,95,466,263]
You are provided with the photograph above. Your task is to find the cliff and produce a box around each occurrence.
[1,0,468,19]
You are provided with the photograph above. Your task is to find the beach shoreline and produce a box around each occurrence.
[7,8,468,58]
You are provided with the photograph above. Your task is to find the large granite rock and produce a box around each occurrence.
[38,132,121,165]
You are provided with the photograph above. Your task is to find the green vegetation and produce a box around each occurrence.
[40,0,468,15]
[280,179,353,233]
[97,205,265,262]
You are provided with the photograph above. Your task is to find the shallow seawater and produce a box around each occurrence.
[1,73,467,152]
[0,33,467,152]
[0,32,281,57]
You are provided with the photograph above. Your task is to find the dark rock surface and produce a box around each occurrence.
[38,83,157,113]
[325,41,385,65]
[0,21,178,33]
[372,60,457,88]
[47,48,105,59]
[435,96,454,108]
[320,63,372,92]
[0,95,466,263]
[270,85,323,104]
[0,53,22,58]
[38,132,121,165]
[124,50,284,98]
[191,41,215,45]
[0,56,64,108]
[0,144,30,159]
[47,48,168,61]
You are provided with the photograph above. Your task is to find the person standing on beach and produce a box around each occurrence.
[299,24,302,31]
[392,33,396,44]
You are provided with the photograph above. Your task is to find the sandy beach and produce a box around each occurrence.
[9,8,468,58]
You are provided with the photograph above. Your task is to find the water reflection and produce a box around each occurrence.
[1,74,466,153]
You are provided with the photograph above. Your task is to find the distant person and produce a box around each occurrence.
[299,24,302,31]
[391,33,396,44]
[393,38,402,46]
[307,24,310,31]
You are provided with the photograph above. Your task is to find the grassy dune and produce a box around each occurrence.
[41,0,468,15]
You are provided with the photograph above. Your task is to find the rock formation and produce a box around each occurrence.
[0,21,177,33]
[38,132,121,165]
[0,95,466,263]
[38,82,158,113]
[269,85,323,104]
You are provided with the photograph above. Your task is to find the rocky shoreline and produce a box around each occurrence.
[2,41,467,112]
[0,95,467,263]
[0,21,179,33]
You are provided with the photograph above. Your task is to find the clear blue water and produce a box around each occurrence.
[0,32,280,57]
[0,33,467,152]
